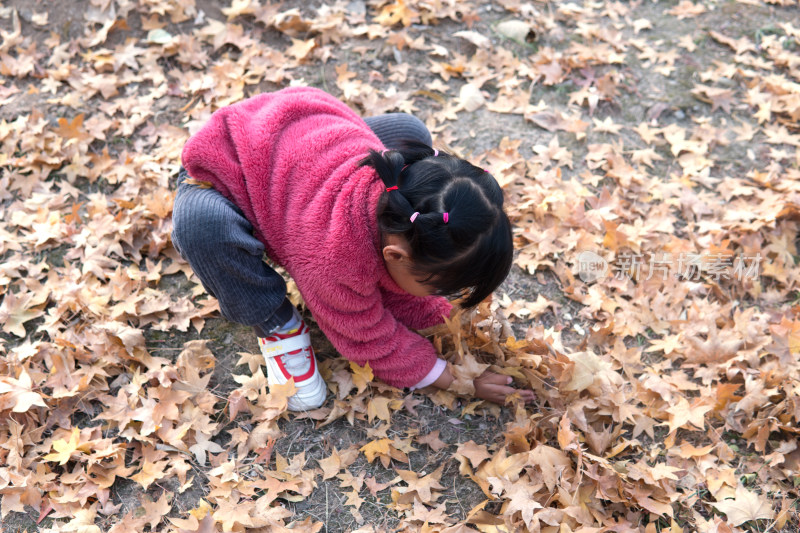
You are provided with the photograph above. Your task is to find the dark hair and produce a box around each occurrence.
[359,140,513,308]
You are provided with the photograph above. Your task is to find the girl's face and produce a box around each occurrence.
[381,234,437,297]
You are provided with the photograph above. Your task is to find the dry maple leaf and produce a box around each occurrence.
[0,289,46,337]
[488,475,543,529]
[43,427,84,465]
[360,438,392,464]
[213,498,256,531]
[366,395,394,423]
[350,361,373,393]
[140,492,172,530]
[360,437,409,468]
[405,500,451,525]
[169,512,219,533]
[665,397,713,433]
[0,368,47,413]
[454,443,492,474]
[417,430,447,452]
[684,322,743,364]
[375,0,419,27]
[446,355,490,397]
[286,38,316,62]
[394,465,446,503]
[692,84,736,114]
[132,457,172,490]
[709,30,756,56]
[711,484,775,526]
[527,445,571,493]
[453,30,491,49]
[317,449,344,480]
[56,114,93,144]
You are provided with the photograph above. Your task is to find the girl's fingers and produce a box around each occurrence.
[474,373,537,405]
[480,373,511,385]
[505,387,536,404]
[491,386,536,404]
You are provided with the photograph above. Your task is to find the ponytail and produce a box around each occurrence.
[359,141,513,307]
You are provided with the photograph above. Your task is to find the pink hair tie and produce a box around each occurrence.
[443,212,449,223]
[433,149,439,156]
[410,212,419,223]
[386,186,398,192]
[381,150,389,156]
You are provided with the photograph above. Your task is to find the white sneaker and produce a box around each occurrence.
[259,320,327,411]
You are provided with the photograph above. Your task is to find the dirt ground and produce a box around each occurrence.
[1,0,799,532]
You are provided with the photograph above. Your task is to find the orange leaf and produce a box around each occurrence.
[56,114,92,143]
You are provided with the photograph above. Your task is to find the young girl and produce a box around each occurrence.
[172,86,535,410]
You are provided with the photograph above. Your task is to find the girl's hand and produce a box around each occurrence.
[473,370,536,405]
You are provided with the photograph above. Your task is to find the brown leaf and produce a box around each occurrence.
[56,114,93,143]
[394,465,445,503]
[417,430,447,452]
[455,441,491,469]
[286,38,316,61]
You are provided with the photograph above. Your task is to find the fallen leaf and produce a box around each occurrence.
[459,83,486,112]
[0,368,47,413]
[496,20,535,43]
[711,484,775,526]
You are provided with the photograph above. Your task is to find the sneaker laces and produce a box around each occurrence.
[279,345,311,375]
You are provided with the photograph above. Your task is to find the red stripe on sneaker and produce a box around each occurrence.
[296,353,316,382]
[274,351,316,382]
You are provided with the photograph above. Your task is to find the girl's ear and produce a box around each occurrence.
[382,244,410,264]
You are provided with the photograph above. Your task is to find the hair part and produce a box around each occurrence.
[359,140,513,308]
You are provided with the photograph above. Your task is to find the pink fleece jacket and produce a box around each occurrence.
[181,87,452,388]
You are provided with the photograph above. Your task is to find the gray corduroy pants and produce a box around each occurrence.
[171,113,432,336]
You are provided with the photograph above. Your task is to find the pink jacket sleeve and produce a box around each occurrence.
[383,290,452,331]
[293,264,447,389]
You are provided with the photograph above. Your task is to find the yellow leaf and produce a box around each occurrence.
[188,499,213,519]
[286,38,316,61]
[375,0,419,27]
[183,177,213,189]
[43,428,81,465]
[350,361,373,393]
[360,438,391,463]
[366,395,392,423]
[262,379,297,413]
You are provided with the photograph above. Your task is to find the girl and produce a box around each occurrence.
[172,86,535,410]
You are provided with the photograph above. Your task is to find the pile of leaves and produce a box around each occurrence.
[1,0,800,531]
